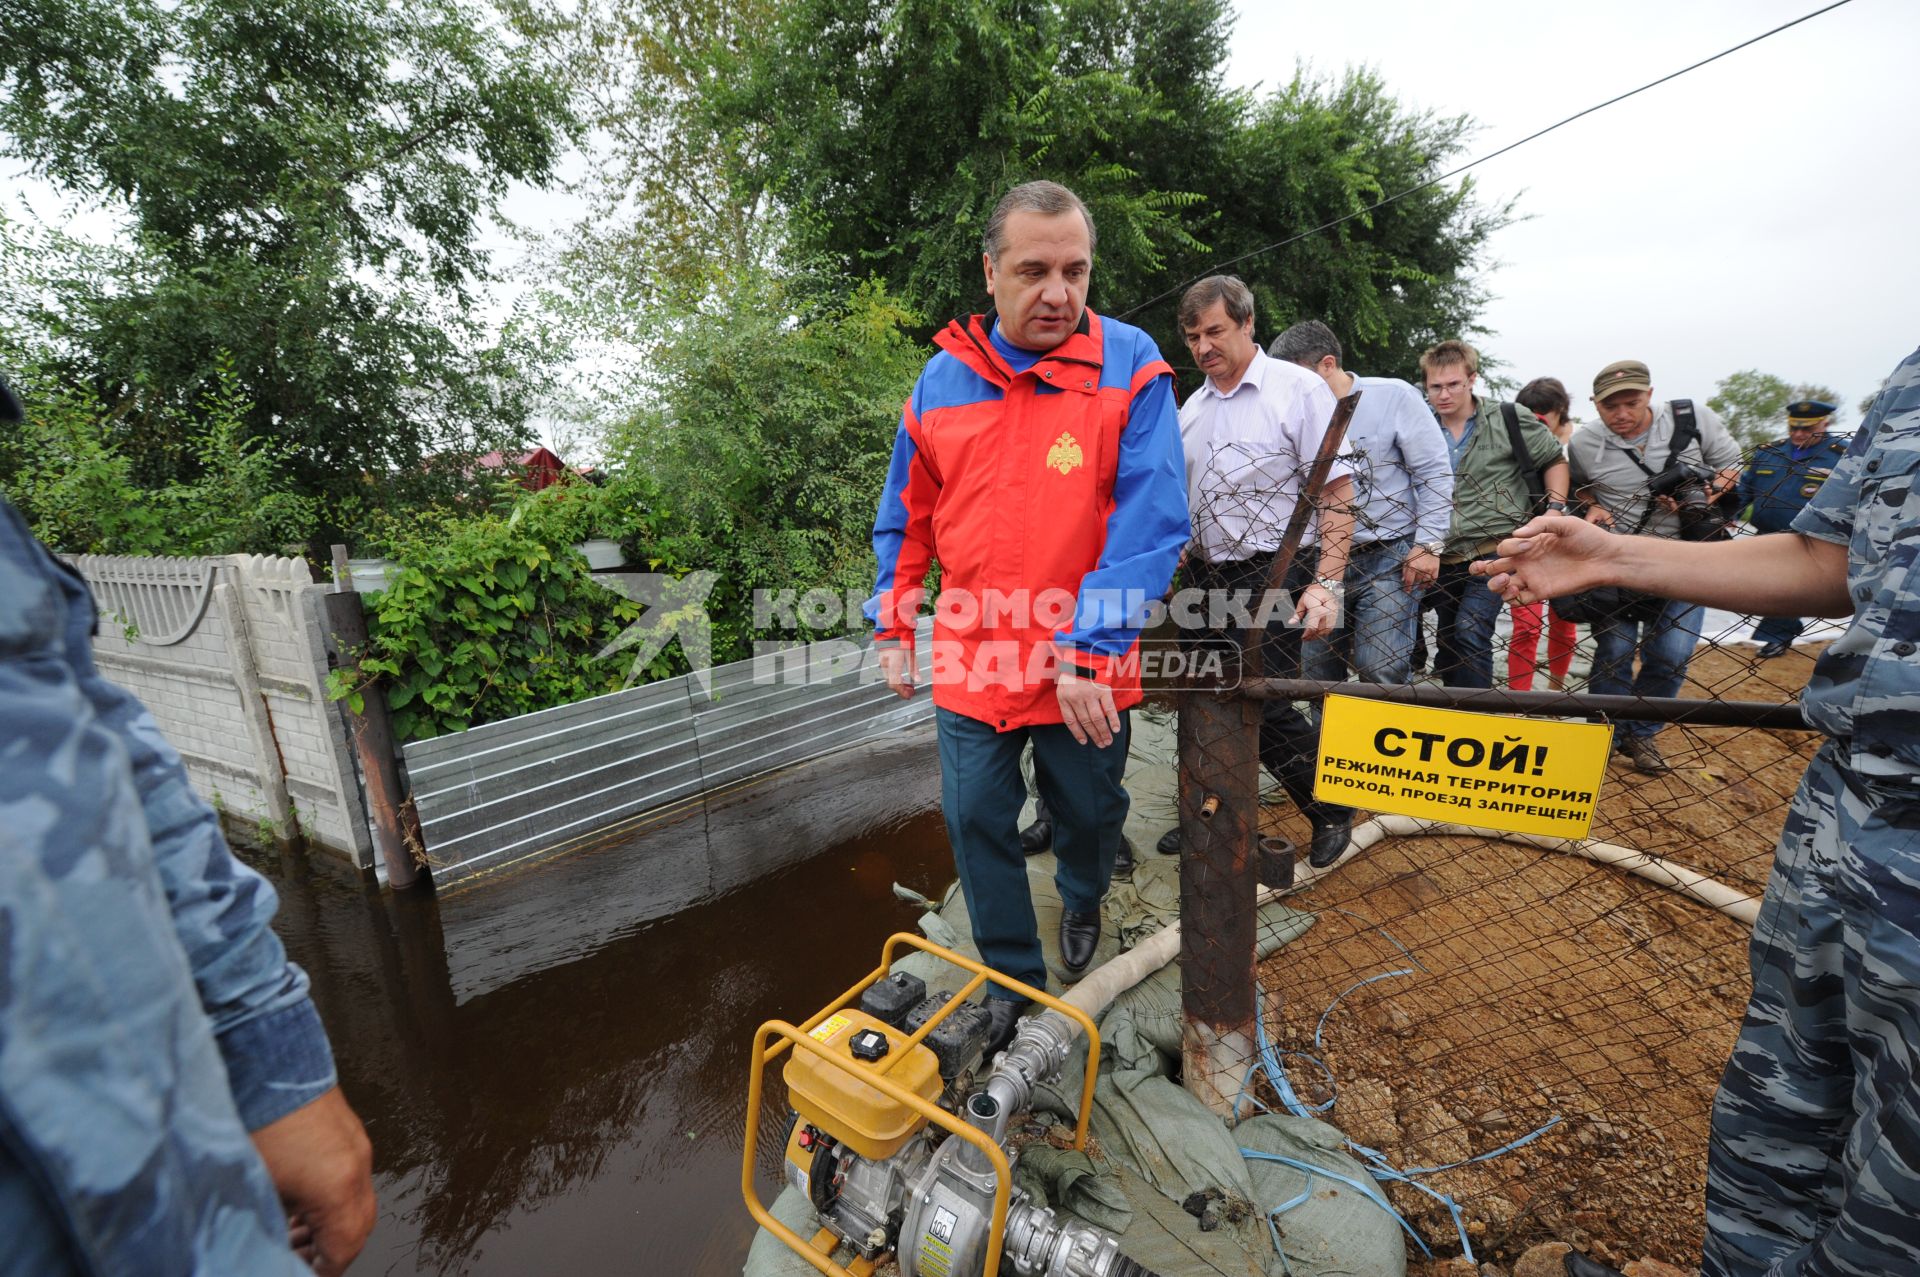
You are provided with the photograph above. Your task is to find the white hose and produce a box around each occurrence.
[1298,814,1761,925]
[1059,815,1758,1023]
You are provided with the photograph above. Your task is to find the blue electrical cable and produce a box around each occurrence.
[1314,968,1414,1052]
[1242,963,1565,1269]
[1240,1149,1436,1260]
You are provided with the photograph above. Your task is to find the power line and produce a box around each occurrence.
[1116,0,1857,323]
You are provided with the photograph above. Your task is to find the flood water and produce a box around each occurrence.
[253,810,958,1276]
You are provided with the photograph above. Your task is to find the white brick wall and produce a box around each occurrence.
[71,553,375,872]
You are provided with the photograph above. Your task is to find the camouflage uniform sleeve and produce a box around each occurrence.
[32,508,338,1130]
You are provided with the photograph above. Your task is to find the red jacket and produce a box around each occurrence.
[867,310,1189,730]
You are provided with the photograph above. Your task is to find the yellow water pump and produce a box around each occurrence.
[743,934,1161,1277]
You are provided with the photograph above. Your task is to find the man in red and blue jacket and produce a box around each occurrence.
[866,181,1189,1049]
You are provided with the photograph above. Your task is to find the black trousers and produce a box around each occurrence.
[1187,550,1350,827]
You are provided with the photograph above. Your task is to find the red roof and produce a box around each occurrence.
[476,447,568,491]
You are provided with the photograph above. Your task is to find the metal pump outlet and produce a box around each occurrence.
[746,937,1162,1277]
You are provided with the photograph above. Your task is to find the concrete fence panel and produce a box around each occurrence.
[69,552,375,872]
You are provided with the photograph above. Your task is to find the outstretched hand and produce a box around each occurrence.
[1471,512,1619,604]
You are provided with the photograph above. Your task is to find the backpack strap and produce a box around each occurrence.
[1501,401,1547,515]
[1668,398,1700,466]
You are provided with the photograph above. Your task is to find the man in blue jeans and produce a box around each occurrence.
[867,183,1188,1054]
[1420,340,1569,688]
[1477,341,1920,1276]
[1270,320,1455,687]
[1566,359,1741,773]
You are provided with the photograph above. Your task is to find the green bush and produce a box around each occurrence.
[0,355,316,556]
[328,483,649,741]
[604,274,924,661]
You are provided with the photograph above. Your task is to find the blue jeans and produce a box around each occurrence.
[1589,596,1705,740]
[1306,536,1420,686]
[1752,613,1807,648]
[935,706,1130,998]
[1430,556,1505,689]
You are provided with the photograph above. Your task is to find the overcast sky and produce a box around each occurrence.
[1224,0,1918,425]
[9,0,1914,439]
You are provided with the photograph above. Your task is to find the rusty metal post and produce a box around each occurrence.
[323,546,422,890]
[1176,389,1360,1117]
[1177,689,1261,1116]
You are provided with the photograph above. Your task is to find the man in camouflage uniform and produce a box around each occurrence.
[1475,344,1920,1275]
[0,377,376,1274]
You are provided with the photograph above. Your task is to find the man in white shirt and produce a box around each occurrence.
[1269,318,1454,687]
[1170,275,1357,868]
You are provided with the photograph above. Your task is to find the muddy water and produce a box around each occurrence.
[257,811,957,1276]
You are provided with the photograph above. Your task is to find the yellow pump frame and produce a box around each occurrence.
[741,933,1102,1277]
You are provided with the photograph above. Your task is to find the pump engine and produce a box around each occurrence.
[745,939,1160,1277]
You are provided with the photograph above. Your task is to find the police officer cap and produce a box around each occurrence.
[1786,399,1836,422]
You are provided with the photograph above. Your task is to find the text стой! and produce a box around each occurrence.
[1314,695,1613,839]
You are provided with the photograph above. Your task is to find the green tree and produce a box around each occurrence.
[0,0,575,545]
[0,354,316,556]
[527,0,778,323]
[733,0,1228,333]
[1708,370,1844,451]
[601,273,925,657]
[1178,67,1511,383]
[573,0,1508,376]
[698,3,1505,374]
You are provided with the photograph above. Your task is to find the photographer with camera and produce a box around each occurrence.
[1566,359,1740,773]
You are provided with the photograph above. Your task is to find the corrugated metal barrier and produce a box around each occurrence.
[402,622,936,886]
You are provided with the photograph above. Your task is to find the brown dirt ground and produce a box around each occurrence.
[1250,643,1829,1275]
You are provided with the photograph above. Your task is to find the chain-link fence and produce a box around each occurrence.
[1171,390,1827,1272]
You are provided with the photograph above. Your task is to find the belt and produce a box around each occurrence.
[1442,537,1503,566]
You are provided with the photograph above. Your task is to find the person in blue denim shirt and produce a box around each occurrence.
[1269,319,1455,689]
[0,377,375,1275]
[1477,343,1920,1277]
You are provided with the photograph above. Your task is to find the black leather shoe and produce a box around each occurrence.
[1060,909,1101,977]
[1756,640,1789,660]
[1307,814,1353,869]
[1112,835,1136,877]
[1019,818,1053,856]
[1563,1253,1627,1277]
[1155,826,1182,855]
[983,997,1029,1061]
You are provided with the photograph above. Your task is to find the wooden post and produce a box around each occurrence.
[324,545,421,889]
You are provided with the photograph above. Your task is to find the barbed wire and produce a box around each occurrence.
[1172,438,1826,1268]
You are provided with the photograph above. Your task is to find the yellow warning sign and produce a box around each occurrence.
[1313,695,1613,839]
[808,1012,853,1044]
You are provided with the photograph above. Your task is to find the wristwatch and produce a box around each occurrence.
[1417,539,1446,555]
[1313,576,1345,596]
[1544,500,1569,513]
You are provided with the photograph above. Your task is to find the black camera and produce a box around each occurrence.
[1646,461,1734,541]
